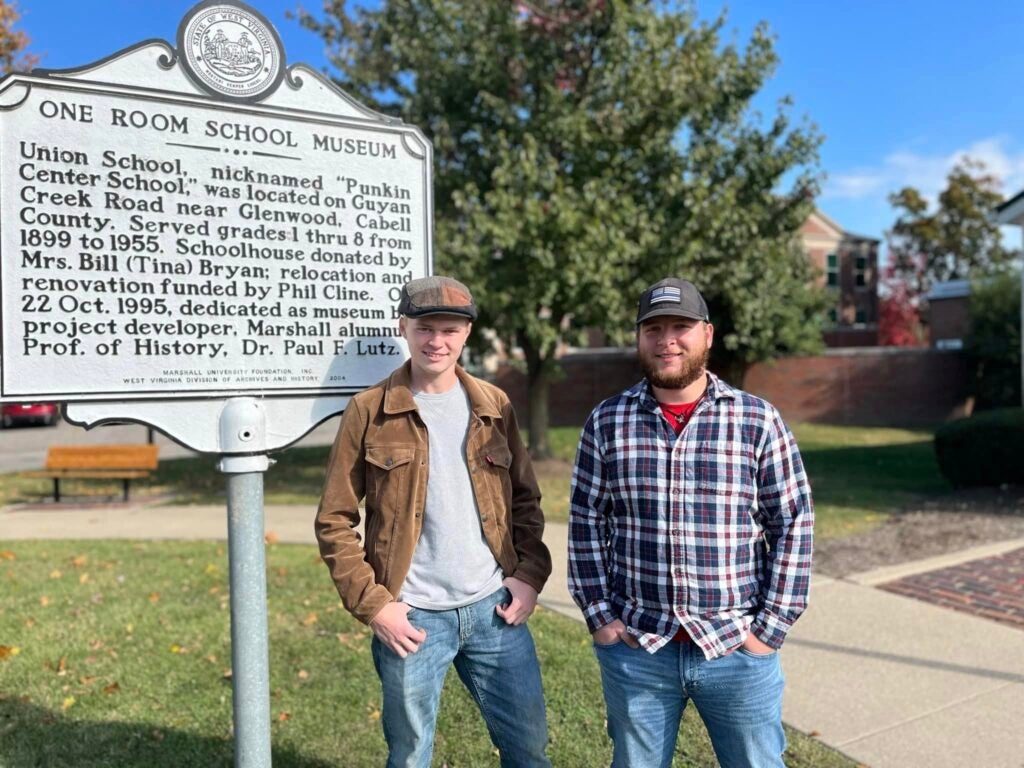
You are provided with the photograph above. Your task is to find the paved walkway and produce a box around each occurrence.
[3,501,1023,768]
[879,546,1024,630]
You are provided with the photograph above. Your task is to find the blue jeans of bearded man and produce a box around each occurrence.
[594,638,786,768]
[371,587,551,768]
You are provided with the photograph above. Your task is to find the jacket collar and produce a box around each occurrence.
[383,361,502,420]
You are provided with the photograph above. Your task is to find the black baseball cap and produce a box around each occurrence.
[636,278,709,325]
[398,276,478,320]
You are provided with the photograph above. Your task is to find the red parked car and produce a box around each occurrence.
[1,402,60,428]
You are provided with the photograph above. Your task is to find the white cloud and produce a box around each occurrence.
[824,135,1024,204]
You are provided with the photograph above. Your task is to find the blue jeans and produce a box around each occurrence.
[371,587,551,768]
[594,639,786,768]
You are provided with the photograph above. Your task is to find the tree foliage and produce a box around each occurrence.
[0,1,36,75]
[966,273,1021,410]
[888,159,1019,300]
[300,0,824,455]
[878,264,925,347]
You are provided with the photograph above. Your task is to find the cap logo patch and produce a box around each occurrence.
[649,286,682,305]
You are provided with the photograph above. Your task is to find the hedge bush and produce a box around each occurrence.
[933,408,1024,488]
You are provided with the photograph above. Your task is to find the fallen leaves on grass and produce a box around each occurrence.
[277,712,291,722]
[61,696,75,711]
[0,550,15,560]
[71,555,88,568]
[264,531,279,545]
[103,682,121,695]
[301,612,318,627]
[169,643,187,654]
[148,592,160,604]
[39,596,50,607]
[49,570,62,579]
[0,646,21,661]
[297,669,309,680]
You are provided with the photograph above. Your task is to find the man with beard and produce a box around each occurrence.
[568,278,814,768]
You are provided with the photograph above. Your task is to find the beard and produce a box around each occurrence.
[639,343,710,391]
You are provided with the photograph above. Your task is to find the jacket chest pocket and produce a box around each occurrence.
[365,446,415,513]
[477,443,513,523]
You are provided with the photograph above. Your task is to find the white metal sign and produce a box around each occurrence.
[0,9,431,410]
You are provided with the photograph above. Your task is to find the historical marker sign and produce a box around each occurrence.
[0,2,431,413]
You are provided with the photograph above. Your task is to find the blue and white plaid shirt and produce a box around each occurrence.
[568,374,814,659]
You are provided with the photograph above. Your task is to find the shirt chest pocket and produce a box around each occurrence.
[365,445,415,513]
[693,443,757,515]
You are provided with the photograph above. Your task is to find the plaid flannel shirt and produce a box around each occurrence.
[568,374,814,659]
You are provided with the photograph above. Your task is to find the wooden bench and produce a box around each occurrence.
[23,445,159,502]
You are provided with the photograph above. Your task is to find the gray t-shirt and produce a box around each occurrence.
[400,382,504,610]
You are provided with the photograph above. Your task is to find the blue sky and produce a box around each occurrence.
[16,1,1024,247]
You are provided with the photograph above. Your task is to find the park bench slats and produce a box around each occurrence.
[22,444,159,501]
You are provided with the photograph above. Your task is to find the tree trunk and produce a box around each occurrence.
[710,348,750,389]
[521,337,553,460]
[528,360,552,460]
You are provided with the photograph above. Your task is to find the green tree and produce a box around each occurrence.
[966,272,1021,410]
[0,1,36,74]
[888,159,1020,299]
[301,0,823,456]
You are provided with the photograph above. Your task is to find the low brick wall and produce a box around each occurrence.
[494,347,972,427]
[742,347,972,425]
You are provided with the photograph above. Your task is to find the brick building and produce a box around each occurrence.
[925,280,971,350]
[800,209,880,347]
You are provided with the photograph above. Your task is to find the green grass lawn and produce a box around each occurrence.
[1,422,948,542]
[791,424,948,539]
[0,540,854,767]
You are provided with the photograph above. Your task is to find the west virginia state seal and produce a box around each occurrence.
[177,0,285,102]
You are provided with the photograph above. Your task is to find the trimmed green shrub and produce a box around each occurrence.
[934,408,1024,488]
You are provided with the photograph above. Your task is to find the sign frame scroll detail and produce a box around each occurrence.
[0,0,432,453]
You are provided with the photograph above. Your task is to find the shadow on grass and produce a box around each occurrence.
[800,440,948,512]
[0,698,331,768]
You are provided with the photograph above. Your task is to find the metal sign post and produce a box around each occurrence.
[0,1,434,763]
[220,398,272,767]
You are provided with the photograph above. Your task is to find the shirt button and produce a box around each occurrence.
[481,515,489,522]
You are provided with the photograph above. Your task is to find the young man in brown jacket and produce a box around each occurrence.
[316,276,552,768]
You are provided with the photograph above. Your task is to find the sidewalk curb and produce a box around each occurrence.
[843,537,1024,586]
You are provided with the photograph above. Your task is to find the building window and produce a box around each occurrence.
[855,309,867,325]
[855,255,867,287]
[827,307,838,325]
[827,253,839,287]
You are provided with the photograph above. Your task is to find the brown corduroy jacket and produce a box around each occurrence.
[315,362,552,625]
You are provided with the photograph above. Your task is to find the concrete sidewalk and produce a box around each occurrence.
[3,501,1023,768]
